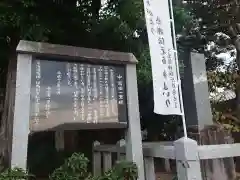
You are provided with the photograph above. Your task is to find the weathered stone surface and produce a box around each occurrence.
[180,49,236,180]
[17,40,138,64]
[181,50,213,129]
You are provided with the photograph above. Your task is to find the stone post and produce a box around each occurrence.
[174,137,202,180]
[11,54,32,169]
[180,49,236,180]
[125,64,145,180]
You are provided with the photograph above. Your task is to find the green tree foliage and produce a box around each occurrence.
[3,0,238,134]
[0,0,193,139]
[49,152,138,180]
[0,167,33,180]
[182,0,240,131]
[0,0,192,81]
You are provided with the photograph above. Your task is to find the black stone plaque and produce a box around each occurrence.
[30,59,127,131]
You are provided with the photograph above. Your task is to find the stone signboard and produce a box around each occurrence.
[11,41,145,180]
[30,59,127,131]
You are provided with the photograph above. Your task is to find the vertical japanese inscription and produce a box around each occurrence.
[34,60,41,124]
[115,67,127,123]
[117,74,124,105]
[56,71,62,95]
[110,68,117,116]
[104,66,110,118]
[145,0,155,35]
[86,65,92,123]
[98,66,105,119]
[66,63,72,86]
[143,0,181,114]
[168,50,178,108]
[30,60,128,130]
[45,86,51,119]
[155,16,171,108]
[79,64,85,121]
[73,64,79,121]
[92,67,98,123]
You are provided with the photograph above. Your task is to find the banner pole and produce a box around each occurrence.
[169,0,188,138]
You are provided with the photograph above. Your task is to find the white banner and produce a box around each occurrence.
[143,0,182,115]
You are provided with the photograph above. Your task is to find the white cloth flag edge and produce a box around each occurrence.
[143,0,183,115]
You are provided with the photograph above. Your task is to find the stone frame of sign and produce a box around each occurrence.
[11,40,144,180]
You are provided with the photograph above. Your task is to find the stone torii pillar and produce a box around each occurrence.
[180,49,236,180]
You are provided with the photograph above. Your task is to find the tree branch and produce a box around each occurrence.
[223,113,240,123]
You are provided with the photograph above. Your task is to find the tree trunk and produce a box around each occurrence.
[0,54,17,171]
[235,51,240,121]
